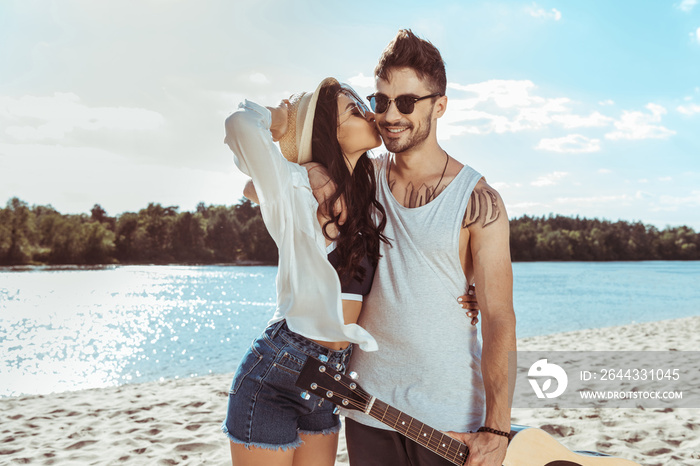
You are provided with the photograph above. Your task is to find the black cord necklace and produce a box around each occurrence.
[435,150,449,189]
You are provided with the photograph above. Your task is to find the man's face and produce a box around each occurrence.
[374,67,439,154]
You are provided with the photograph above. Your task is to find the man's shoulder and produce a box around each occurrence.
[463,178,506,230]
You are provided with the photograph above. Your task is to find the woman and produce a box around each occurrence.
[222,78,389,466]
[222,78,480,466]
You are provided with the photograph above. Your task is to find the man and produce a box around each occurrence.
[344,29,517,466]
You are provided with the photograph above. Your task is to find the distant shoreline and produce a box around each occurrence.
[0,260,274,271]
[2,259,700,272]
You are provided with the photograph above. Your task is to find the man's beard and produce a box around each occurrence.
[382,113,432,154]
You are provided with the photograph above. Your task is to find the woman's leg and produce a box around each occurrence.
[229,442,295,466]
[292,432,339,466]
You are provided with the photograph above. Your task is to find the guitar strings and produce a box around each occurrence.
[312,372,468,464]
[311,371,468,461]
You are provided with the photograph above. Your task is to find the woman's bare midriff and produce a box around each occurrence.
[311,299,363,351]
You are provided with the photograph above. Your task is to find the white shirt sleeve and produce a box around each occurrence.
[222,100,378,352]
[224,100,298,207]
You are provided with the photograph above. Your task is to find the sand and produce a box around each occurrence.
[1,316,698,465]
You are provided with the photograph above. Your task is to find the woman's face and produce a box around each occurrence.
[335,92,381,167]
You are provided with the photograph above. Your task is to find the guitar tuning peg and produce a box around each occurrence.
[318,354,329,363]
[333,406,340,415]
[348,371,358,380]
[300,391,311,400]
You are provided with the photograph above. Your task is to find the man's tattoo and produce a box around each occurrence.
[402,182,447,208]
[463,188,500,228]
[387,163,447,208]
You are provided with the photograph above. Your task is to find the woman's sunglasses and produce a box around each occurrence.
[338,84,372,122]
[366,92,442,115]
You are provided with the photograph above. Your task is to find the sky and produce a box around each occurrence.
[1,0,699,229]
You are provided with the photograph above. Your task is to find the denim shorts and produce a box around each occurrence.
[221,320,352,451]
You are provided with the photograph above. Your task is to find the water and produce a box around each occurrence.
[1,262,699,397]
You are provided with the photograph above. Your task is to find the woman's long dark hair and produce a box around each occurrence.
[311,81,389,284]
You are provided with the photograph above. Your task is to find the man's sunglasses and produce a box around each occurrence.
[366,92,442,114]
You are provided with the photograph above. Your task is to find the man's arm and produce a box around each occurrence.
[468,181,516,430]
[452,180,516,465]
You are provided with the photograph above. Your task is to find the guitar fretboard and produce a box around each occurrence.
[368,399,469,466]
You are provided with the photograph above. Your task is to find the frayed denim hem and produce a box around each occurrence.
[221,423,303,452]
[298,420,342,437]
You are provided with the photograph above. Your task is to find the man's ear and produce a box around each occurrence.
[434,95,448,119]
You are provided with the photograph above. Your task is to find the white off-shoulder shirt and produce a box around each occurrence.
[224,100,378,352]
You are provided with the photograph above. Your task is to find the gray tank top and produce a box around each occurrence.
[345,153,486,432]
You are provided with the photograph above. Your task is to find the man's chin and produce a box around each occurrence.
[383,139,407,153]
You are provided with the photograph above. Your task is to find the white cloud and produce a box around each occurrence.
[249,73,269,84]
[536,134,601,153]
[653,191,700,211]
[555,194,637,206]
[605,103,676,140]
[506,201,546,216]
[638,179,649,183]
[678,103,700,115]
[347,73,375,89]
[443,80,571,137]
[0,93,164,142]
[551,111,614,128]
[527,3,562,21]
[693,27,700,43]
[0,141,246,216]
[531,171,569,187]
[598,168,612,174]
[659,176,673,182]
[491,182,510,190]
[677,0,698,12]
[599,100,615,106]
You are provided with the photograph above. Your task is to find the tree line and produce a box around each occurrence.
[1,197,698,266]
[0,197,276,266]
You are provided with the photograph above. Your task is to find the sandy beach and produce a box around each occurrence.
[1,316,698,465]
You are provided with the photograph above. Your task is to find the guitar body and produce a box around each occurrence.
[505,426,640,465]
[295,358,640,466]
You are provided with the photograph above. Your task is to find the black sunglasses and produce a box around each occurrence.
[366,92,442,114]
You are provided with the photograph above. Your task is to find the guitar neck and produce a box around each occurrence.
[367,399,469,466]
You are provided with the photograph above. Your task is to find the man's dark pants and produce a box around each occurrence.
[345,418,455,466]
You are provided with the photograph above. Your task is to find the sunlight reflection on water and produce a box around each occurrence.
[1,262,699,397]
[0,266,276,397]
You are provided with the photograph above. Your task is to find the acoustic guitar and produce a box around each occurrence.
[295,357,641,466]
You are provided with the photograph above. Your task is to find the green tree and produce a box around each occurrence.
[241,216,278,263]
[0,198,33,265]
[80,221,116,264]
[170,211,208,262]
[205,205,241,262]
[138,203,178,262]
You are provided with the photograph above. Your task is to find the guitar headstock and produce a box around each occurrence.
[295,357,370,413]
